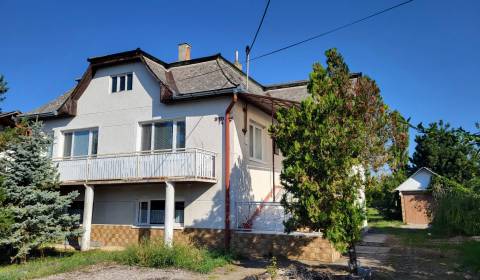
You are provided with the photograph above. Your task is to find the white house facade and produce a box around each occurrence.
[23,45,340,262]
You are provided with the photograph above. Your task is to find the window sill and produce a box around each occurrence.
[132,224,184,230]
[249,157,266,165]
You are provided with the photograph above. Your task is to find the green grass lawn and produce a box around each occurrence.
[367,207,480,273]
[0,242,232,280]
[367,208,435,246]
[0,250,116,280]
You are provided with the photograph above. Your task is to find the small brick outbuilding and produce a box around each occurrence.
[395,167,436,225]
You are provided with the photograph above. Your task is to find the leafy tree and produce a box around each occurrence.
[366,170,406,219]
[271,49,408,273]
[0,122,79,262]
[0,120,29,151]
[411,121,480,184]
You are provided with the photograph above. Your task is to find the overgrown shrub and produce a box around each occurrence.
[366,171,406,220]
[116,240,231,273]
[431,176,480,236]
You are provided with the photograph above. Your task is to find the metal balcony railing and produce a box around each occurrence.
[235,201,287,233]
[54,148,216,183]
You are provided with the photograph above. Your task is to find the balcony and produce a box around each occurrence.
[54,148,216,185]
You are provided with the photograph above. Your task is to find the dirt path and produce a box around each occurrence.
[39,261,265,280]
[40,232,478,280]
[356,232,478,280]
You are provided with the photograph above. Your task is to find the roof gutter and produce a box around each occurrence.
[18,110,59,120]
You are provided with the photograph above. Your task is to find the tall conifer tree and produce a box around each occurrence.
[0,122,79,262]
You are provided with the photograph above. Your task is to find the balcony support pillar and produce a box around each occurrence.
[81,184,94,251]
[164,181,175,247]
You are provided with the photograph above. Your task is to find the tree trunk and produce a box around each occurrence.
[348,243,359,275]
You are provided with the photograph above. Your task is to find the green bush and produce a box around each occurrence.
[116,240,231,273]
[366,171,406,220]
[432,176,480,236]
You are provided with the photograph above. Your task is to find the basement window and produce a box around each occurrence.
[68,201,84,224]
[137,200,184,226]
[111,73,133,93]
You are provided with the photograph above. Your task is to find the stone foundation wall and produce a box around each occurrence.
[89,225,339,263]
[90,225,224,249]
[232,231,340,263]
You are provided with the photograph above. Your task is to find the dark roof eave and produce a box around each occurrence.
[20,110,73,120]
[170,86,243,102]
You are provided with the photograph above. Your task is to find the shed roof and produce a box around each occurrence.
[394,167,437,192]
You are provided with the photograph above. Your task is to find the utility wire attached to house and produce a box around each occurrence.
[178,0,414,83]
[246,0,272,90]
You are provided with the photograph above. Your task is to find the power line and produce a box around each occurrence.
[250,0,414,61]
[248,0,272,53]
[247,0,272,90]
[178,0,414,82]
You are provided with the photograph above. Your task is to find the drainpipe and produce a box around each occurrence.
[224,93,237,250]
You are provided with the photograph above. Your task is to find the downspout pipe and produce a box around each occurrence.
[224,93,237,250]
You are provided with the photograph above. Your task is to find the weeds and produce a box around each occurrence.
[266,256,278,279]
[0,241,232,280]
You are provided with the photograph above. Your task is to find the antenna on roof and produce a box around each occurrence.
[245,46,250,91]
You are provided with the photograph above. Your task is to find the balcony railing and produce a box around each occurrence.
[235,201,287,233]
[54,148,216,183]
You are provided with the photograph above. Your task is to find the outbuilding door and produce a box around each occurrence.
[402,192,432,225]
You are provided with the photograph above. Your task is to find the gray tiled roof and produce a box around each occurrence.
[25,89,74,116]
[265,80,309,102]
[26,51,309,116]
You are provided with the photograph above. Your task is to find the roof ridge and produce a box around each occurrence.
[264,80,309,90]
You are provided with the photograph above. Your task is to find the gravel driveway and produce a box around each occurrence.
[40,264,205,280]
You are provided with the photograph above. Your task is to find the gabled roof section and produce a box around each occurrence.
[264,80,309,103]
[394,167,437,192]
[21,89,74,118]
[0,111,21,128]
[25,49,361,118]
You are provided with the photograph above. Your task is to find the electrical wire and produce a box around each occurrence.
[248,0,272,53]
[178,0,414,82]
[250,0,413,61]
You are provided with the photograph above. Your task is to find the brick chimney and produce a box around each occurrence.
[234,50,242,71]
[178,43,191,61]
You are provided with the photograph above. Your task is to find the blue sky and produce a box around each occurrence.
[1,0,479,153]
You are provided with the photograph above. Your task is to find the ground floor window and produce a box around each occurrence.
[68,201,84,224]
[137,200,184,225]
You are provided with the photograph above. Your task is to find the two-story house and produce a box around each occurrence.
[22,44,340,262]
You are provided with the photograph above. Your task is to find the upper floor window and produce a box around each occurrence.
[249,123,263,161]
[111,73,133,93]
[63,129,98,158]
[140,120,185,151]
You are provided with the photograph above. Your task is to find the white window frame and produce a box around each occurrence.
[111,72,133,93]
[62,128,98,158]
[249,122,264,161]
[138,119,186,152]
[136,199,185,227]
